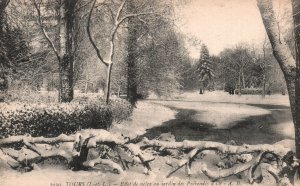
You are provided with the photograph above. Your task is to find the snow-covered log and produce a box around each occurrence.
[141,138,291,156]
[0,130,154,174]
[82,157,124,174]
[1,146,73,171]
[0,134,74,145]
[1,132,298,184]
[124,143,155,174]
[141,137,298,185]
[73,129,127,149]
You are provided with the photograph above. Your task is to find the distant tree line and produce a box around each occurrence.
[182,42,287,96]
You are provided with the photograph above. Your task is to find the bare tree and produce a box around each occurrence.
[250,36,272,98]
[219,45,252,95]
[87,0,157,104]
[32,0,77,102]
[257,0,299,179]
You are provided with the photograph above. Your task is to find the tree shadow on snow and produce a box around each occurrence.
[139,104,293,145]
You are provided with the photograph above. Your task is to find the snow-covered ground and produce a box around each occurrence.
[149,90,289,106]
[188,91,293,138]
[0,91,296,186]
[150,100,271,129]
[110,101,176,139]
[178,91,290,106]
[151,91,293,136]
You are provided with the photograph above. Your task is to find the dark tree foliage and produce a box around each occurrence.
[292,0,300,176]
[0,0,30,98]
[196,44,214,94]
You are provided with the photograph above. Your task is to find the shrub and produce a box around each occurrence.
[0,102,112,138]
[73,94,133,123]
[0,91,133,138]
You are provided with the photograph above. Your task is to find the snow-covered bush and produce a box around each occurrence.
[0,102,112,138]
[73,95,133,123]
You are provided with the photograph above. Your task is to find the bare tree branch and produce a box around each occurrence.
[103,3,115,22]
[32,0,60,63]
[82,157,124,173]
[257,0,296,71]
[74,0,92,13]
[117,12,158,27]
[86,0,108,66]
[115,0,127,22]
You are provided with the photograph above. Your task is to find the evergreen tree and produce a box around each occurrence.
[196,44,214,94]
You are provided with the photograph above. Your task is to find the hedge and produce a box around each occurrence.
[0,91,133,138]
[0,102,112,138]
[73,95,133,123]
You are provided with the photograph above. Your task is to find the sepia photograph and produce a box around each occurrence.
[0,0,300,185]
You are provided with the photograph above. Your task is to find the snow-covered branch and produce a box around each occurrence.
[141,137,298,184]
[117,12,158,27]
[1,132,297,184]
[0,130,153,174]
[83,157,124,174]
[32,0,60,63]
[0,134,74,145]
[86,0,108,66]
[140,138,291,156]
[257,0,296,75]
[115,0,127,22]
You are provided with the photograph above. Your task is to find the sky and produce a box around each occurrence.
[174,0,291,58]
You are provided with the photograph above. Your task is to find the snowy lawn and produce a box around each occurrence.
[0,91,296,186]
[110,101,176,139]
[146,91,294,147]
[177,91,290,106]
[150,91,293,135]
[148,100,271,129]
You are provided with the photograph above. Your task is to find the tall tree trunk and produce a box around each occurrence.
[58,0,75,102]
[0,0,6,42]
[238,71,242,96]
[262,72,266,98]
[105,63,113,104]
[262,42,267,98]
[199,81,203,94]
[0,0,9,97]
[0,0,9,44]
[126,0,138,106]
[242,71,246,89]
[257,0,298,175]
[85,81,88,94]
[292,0,300,174]
[117,85,121,97]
